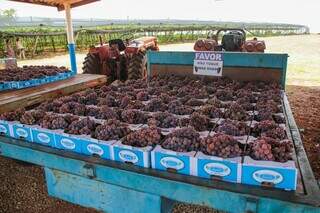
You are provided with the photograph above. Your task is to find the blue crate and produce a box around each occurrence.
[151,145,197,175]
[54,132,82,153]
[113,141,152,168]
[30,78,40,86]
[242,156,297,191]
[51,75,60,82]
[195,152,241,183]
[0,83,4,91]
[0,120,12,137]
[3,82,11,90]
[22,80,32,88]
[31,127,56,147]
[81,137,114,160]
[10,81,19,89]
[12,123,33,142]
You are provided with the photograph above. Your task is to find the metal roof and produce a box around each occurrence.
[9,0,100,11]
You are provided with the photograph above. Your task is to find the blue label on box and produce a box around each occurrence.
[81,139,111,160]
[55,134,82,153]
[0,121,11,137]
[113,146,147,167]
[3,82,11,90]
[242,165,297,190]
[10,81,18,89]
[12,124,33,142]
[197,159,239,183]
[32,128,55,147]
[23,80,32,88]
[153,152,191,175]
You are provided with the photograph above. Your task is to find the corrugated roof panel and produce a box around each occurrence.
[9,0,100,11]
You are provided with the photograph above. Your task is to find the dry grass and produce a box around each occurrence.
[264,34,320,86]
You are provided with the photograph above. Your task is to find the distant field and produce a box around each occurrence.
[264,34,320,86]
[19,34,320,86]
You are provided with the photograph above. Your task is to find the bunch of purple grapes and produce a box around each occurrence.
[200,133,242,158]
[147,112,179,128]
[66,117,97,135]
[94,119,131,141]
[168,100,194,115]
[216,119,249,136]
[143,98,167,112]
[189,112,210,131]
[123,126,162,147]
[161,127,201,152]
[121,109,149,124]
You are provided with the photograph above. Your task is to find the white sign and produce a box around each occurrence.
[193,52,223,76]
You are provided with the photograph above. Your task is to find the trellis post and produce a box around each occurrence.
[64,3,77,73]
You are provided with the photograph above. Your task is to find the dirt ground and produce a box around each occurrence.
[1,35,319,212]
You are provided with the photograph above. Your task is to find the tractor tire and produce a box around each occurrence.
[82,53,101,74]
[127,52,147,80]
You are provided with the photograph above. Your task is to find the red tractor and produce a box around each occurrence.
[194,28,266,53]
[83,36,159,81]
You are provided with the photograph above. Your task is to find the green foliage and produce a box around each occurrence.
[0,23,308,58]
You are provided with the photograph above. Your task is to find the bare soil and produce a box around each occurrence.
[286,85,320,179]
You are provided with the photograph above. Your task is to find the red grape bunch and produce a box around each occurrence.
[96,106,119,120]
[136,91,149,101]
[20,110,46,125]
[147,112,179,128]
[66,117,97,135]
[215,89,234,101]
[121,109,149,124]
[143,98,167,112]
[189,112,210,131]
[123,126,162,147]
[200,133,242,158]
[168,100,194,115]
[253,120,287,140]
[161,127,201,152]
[185,98,205,107]
[216,119,249,136]
[94,119,131,141]
[199,105,223,119]
[0,108,25,122]
[249,137,275,161]
[40,114,78,130]
[224,103,251,121]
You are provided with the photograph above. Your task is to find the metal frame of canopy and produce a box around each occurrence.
[8,0,100,73]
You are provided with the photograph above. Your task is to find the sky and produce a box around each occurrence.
[0,0,319,32]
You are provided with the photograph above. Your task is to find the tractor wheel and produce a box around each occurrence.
[127,52,147,80]
[82,53,101,74]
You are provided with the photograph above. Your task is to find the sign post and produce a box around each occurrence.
[193,52,223,76]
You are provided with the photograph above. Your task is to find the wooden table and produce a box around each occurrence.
[0,74,107,113]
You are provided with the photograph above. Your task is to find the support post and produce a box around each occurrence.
[64,3,77,73]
